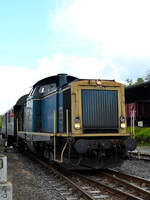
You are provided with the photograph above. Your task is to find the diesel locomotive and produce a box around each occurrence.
[1,74,136,169]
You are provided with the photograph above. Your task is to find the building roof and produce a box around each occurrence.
[125,81,150,103]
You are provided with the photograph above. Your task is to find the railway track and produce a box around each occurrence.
[101,169,150,199]
[27,153,150,200]
[105,168,150,189]
[129,151,150,161]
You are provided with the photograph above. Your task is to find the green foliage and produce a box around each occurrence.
[134,77,144,85]
[127,126,150,145]
[125,77,144,87]
[0,115,2,128]
[126,69,150,86]
[125,78,133,86]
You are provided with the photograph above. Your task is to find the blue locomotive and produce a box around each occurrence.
[1,74,136,169]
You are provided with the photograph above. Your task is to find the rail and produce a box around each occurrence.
[27,152,150,200]
[27,153,96,200]
[129,151,150,161]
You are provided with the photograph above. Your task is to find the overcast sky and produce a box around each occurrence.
[0,0,150,114]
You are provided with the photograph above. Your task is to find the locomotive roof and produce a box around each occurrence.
[33,74,117,88]
[33,74,78,88]
[15,94,28,106]
[125,81,150,103]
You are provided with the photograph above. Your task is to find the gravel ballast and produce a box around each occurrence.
[116,147,150,180]
[5,152,65,200]
[116,159,150,180]
[2,147,150,200]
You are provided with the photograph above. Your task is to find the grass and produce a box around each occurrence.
[127,126,150,146]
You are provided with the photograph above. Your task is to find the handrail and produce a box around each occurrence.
[53,109,69,163]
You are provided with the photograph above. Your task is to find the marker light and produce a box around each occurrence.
[10,113,14,117]
[75,117,80,123]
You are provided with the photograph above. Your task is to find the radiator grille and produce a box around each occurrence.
[82,90,118,133]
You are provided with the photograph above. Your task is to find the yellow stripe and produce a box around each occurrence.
[32,91,57,101]
[32,99,40,100]
[41,91,57,100]
[55,133,130,137]
[17,131,130,137]
[18,131,53,137]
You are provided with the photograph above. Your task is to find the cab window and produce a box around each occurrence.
[39,83,56,94]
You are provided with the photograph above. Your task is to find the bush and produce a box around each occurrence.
[127,126,150,145]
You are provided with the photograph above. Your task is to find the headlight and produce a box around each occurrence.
[74,122,81,130]
[96,79,102,86]
[120,122,126,129]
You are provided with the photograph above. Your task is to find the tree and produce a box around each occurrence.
[134,77,144,85]
[125,78,133,86]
